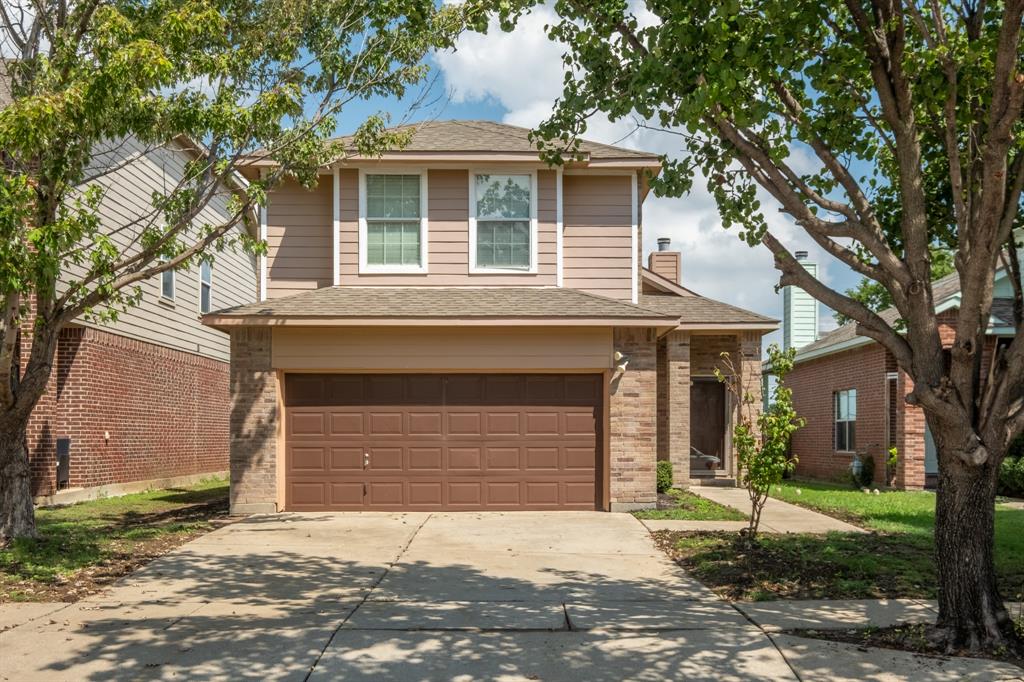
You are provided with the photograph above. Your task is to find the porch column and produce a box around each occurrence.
[664,330,691,484]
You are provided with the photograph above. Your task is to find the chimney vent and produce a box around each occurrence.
[794,250,808,260]
[657,237,671,251]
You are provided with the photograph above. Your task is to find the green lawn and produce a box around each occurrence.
[0,478,229,602]
[633,489,747,521]
[654,480,1024,602]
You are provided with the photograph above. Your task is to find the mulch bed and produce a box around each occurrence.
[787,623,1024,671]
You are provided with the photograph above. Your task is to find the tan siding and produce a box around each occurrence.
[272,326,612,371]
[563,175,633,301]
[267,177,333,298]
[335,168,556,286]
[63,137,257,362]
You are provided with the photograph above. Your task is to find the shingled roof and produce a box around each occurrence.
[330,120,660,161]
[797,269,1015,359]
[639,294,778,328]
[204,286,677,327]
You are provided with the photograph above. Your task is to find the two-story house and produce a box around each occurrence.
[20,134,259,503]
[204,120,777,513]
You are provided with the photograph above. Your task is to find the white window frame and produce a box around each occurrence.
[468,169,538,275]
[834,388,857,452]
[358,168,429,274]
[159,260,175,303]
[198,259,213,314]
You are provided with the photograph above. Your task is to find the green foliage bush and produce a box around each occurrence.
[852,454,876,489]
[999,457,1024,498]
[657,460,673,494]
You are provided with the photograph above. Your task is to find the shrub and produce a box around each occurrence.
[851,454,875,489]
[657,460,673,493]
[999,457,1024,498]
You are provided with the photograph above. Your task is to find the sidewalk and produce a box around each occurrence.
[641,486,864,534]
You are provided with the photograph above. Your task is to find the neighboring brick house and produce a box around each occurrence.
[786,257,1016,489]
[203,120,778,514]
[16,135,259,503]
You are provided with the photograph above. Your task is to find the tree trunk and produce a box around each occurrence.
[933,436,1016,652]
[0,418,37,540]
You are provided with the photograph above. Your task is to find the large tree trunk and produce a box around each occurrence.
[0,417,37,540]
[933,433,1015,652]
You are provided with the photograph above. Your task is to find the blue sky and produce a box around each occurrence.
[333,12,864,345]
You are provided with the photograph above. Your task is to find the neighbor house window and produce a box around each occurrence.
[199,260,213,313]
[835,388,857,451]
[160,261,175,301]
[365,174,423,267]
[473,173,532,270]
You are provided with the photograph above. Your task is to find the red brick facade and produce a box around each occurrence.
[25,326,229,496]
[788,311,1001,489]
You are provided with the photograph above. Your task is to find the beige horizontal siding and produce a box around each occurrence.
[63,137,257,362]
[272,326,612,371]
[563,175,633,302]
[267,177,333,298]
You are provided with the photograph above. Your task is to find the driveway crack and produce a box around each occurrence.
[729,603,803,681]
[303,513,433,681]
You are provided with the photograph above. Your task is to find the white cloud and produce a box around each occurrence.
[434,6,858,339]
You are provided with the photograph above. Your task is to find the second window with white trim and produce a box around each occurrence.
[366,174,423,267]
[474,173,532,270]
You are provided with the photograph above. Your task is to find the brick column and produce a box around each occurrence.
[664,330,691,483]
[896,371,926,489]
[229,328,279,514]
[609,327,657,511]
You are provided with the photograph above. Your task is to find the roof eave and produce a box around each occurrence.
[202,314,677,331]
[675,322,780,332]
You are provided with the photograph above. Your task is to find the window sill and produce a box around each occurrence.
[469,266,537,275]
[158,296,176,308]
[358,265,429,275]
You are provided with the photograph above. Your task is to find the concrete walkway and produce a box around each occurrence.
[1,513,1017,680]
[643,486,865,534]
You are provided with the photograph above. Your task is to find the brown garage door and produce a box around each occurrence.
[284,373,602,511]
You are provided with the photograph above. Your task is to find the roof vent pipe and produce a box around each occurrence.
[657,237,672,251]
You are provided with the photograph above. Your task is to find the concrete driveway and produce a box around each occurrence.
[1,511,797,681]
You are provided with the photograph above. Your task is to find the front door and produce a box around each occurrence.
[690,379,726,475]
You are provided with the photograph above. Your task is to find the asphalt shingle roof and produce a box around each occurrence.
[797,269,1013,357]
[333,120,659,160]
[639,294,778,326]
[209,286,675,321]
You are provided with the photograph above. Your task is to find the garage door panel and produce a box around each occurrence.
[449,447,483,471]
[330,412,364,436]
[290,412,325,436]
[448,481,483,506]
[284,374,601,511]
[485,447,520,470]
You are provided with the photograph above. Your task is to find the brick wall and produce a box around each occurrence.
[609,327,657,510]
[26,326,229,496]
[788,343,889,485]
[228,327,278,514]
[660,330,691,480]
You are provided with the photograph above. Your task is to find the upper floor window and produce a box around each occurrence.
[160,261,175,301]
[199,260,213,314]
[360,173,427,272]
[471,173,536,273]
[834,388,857,452]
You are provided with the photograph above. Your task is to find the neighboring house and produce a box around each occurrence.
[785,253,1017,489]
[7,130,259,501]
[203,120,777,514]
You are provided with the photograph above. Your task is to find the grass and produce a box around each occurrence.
[633,489,747,521]
[0,477,229,602]
[653,480,1024,602]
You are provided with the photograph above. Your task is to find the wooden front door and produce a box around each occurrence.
[690,379,726,474]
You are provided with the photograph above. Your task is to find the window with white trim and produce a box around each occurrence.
[160,261,175,301]
[199,260,213,314]
[365,174,422,267]
[834,388,857,451]
[473,173,531,269]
